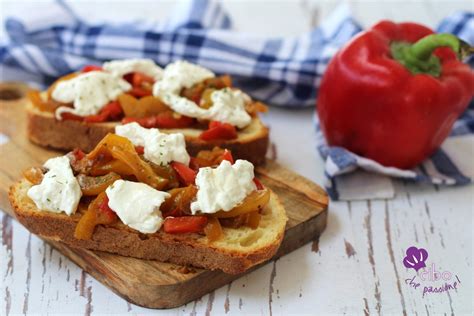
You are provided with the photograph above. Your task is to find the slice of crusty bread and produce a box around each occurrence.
[26,102,269,165]
[9,179,288,274]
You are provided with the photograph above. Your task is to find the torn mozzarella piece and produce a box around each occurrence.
[190,160,256,214]
[106,180,170,234]
[153,60,252,128]
[27,156,82,216]
[115,122,190,166]
[103,58,163,81]
[153,60,215,95]
[53,71,131,119]
[204,88,252,129]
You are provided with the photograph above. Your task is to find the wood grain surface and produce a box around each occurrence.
[0,85,328,309]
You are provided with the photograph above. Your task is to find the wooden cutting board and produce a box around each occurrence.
[0,82,329,309]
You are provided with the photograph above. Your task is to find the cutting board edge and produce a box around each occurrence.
[37,207,327,309]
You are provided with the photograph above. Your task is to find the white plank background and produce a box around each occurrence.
[1,0,473,315]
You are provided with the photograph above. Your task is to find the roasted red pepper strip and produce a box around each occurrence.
[84,101,123,123]
[170,161,197,185]
[59,112,84,121]
[72,148,86,161]
[199,121,238,141]
[98,195,118,222]
[163,216,208,234]
[82,65,102,72]
[253,178,264,190]
[135,146,145,155]
[317,21,474,169]
[132,73,154,87]
[61,101,123,123]
[122,112,194,129]
[128,87,152,98]
[221,149,234,163]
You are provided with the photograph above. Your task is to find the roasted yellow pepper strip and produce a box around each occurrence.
[89,159,135,177]
[77,172,121,196]
[204,217,223,241]
[28,90,57,112]
[211,189,270,218]
[87,133,168,190]
[74,192,117,240]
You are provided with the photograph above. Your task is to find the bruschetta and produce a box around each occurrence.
[26,59,269,165]
[10,123,287,274]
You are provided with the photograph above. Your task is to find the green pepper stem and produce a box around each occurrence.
[410,33,460,60]
[391,33,473,77]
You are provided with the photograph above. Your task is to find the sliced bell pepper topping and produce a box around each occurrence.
[82,65,103,72]
[132,73,154,87]
[136,96,170,116]
[253,178,264,190]
[87,133,168,190]
[204,217,223,242]
[221,149,234,163]
[219,211,262,229]
[170,162,197,186]
[128,86,152,98]
[77,172,121,196]
[74,192,117,240]
[89,159,134,177]
[212,189,270,218]
[160,185,197,217]
[149,163,180,189]
[117,93,139,116]
[163,216,208,234]
[72,148,86,161]
[122,112,194,129]
[118,94,169,118]
[28,90,58,112]
[191,147,234,169]
[199,121,238,141]
[97,194,117,221]
[246,211,262,229]
[135,146,145,155]
[189,157,201,171]
[84,101,123,123]
[181,75,233,105]
[59,112,84,121]
[23,167,44,185]
[245,101,269,115]
[199,88,215,109]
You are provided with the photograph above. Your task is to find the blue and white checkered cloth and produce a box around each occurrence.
[0,0,360,107]
[0,0,473,200]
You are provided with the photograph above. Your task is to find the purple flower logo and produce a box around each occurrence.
[403,246,428,272]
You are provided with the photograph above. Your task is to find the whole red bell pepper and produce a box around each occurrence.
[317,21,474,169]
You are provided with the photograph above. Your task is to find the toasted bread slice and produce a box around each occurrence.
[26,102,269,165]
[9,179,287,274]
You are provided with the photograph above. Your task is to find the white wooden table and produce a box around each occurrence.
[1,1,473,315]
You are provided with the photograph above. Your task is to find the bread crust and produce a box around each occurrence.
[27,104,269,165]
[9,180,287,274]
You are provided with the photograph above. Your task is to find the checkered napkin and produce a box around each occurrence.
[0,0,359,107]
[0,0,472,200]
